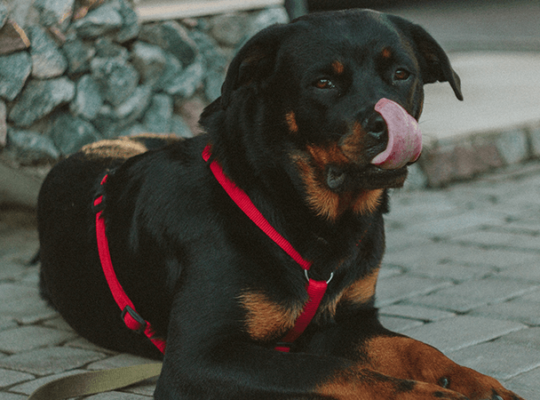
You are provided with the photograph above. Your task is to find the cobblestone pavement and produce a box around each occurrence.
[1,162,540,399]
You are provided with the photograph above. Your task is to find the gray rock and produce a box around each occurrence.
[48,113,101,155]
[6,128,60,164]
[139,21,198,67]
[143,94,173,133]
[170,115,193,138]
[70,75,103,120]
[155,51,183,92]
[93,85,152,137]
[0,100,6,147]
[0,2,8,29]
[131,41,167,88]
[114,84,152,123]
[210,13,248,47]
[114,0,140,43]
[94,37,129,60]
[119,123,147,137]
[165,56,206,99]
[0,51,32,101]
[9,77,75,127]
[33,0,74,29]
[189,30,227,72]
[72,2,123,38]
[91,56,139,107]
[62,37,95,74]
[28,25,68,78]
[205,70,224,102]
[247,7,289,38]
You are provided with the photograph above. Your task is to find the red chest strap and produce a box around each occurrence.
[94,175,166,354]
[202,145,330,352]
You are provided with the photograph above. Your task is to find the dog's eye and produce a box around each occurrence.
[394,69,411,81]
[314,79,336,89]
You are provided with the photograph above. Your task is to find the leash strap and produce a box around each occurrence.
[94,175,166,354]
[28,363,162,400]
[202,145,329,352]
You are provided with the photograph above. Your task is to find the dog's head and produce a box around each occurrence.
[203,10,462,221]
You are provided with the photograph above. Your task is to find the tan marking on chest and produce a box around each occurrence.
[341,267,380,305]
[239,292,303,341]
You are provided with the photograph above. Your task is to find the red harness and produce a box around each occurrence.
[94,145,330,354]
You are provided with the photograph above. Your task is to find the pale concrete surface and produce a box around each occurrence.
[421,52,540,142]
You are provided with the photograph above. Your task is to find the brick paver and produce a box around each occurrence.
[1,162,540,399]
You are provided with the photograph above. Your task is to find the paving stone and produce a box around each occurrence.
[471,300,540,326]
[408,277,538,313]
[9,369,86,395]
[402,316,525,353]
[0,316,16,332]
[0,296,57,325]
[0,326,77,354]
[407,262,496,282]
[379,316,424,333]
[407,210,505,238]
[87,353,157,370]
[452,229,540,252]
[505,367,540,393]
[375,275,452,307]
[0,368,34,388]
[0,393,26,400]
[383,241,539,270]
[448,342,540,380]
[380,304,455,322]
[498,327,540,349]
[0,347,106,375]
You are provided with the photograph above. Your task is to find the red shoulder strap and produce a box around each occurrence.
[94,175,166,354]
[202,145,329,352]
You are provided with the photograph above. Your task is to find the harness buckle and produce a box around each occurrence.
[121,305,148,335]
[304,270,334,284]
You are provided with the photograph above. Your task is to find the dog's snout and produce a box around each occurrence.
[365,113,387,142]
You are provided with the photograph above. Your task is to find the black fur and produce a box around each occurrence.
[38,9,518,400]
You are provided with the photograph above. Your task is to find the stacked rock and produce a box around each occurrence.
[0,0,288,166]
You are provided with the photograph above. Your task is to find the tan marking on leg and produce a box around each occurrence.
[238,292,302,342]
[363,336,519,399]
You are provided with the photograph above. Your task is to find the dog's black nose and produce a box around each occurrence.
[365,113,387,141]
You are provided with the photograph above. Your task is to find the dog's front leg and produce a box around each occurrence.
[153,291,466,400]
[357,334,524,400]
[155,340,470,400]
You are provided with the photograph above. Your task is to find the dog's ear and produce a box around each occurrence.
[388,15,463,101]
[221,23,293,108]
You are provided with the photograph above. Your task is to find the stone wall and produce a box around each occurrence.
[0,0,288,206]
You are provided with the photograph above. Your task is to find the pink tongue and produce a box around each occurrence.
[371,98,422,170]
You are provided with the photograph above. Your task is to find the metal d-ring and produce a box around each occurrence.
[304,270,334,284]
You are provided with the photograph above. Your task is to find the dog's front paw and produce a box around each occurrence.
[438,367,523,400]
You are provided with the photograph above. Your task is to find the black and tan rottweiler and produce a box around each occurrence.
[38,9,522,400]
